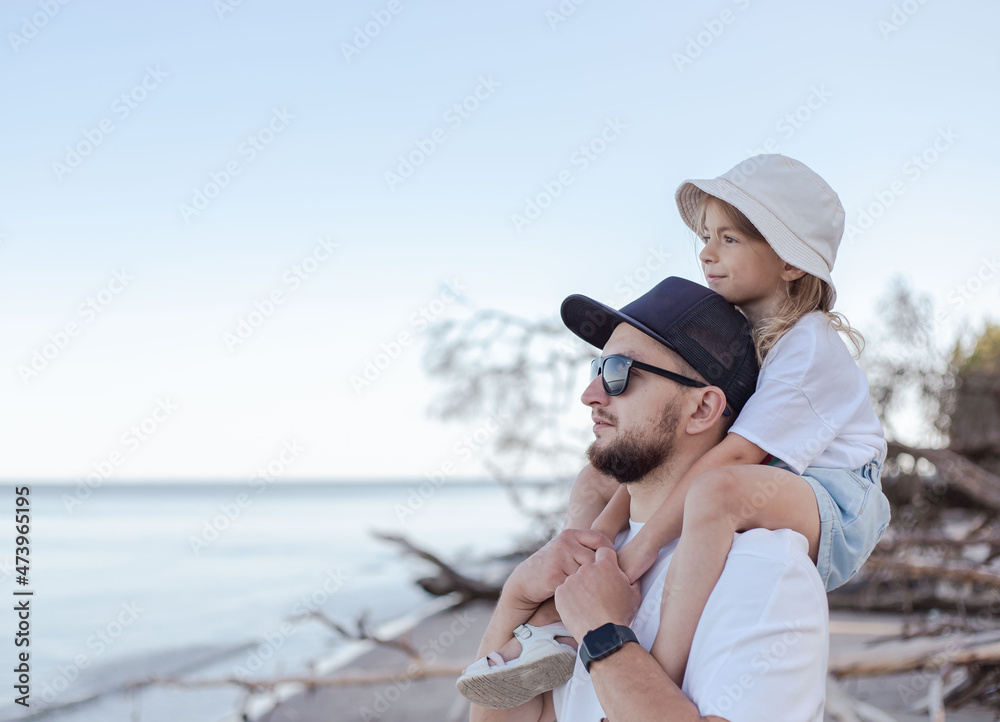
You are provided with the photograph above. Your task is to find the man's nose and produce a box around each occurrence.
[581,374,609,407]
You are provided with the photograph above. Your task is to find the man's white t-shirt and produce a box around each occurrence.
[552,521,829,722]
[729,312,886,474]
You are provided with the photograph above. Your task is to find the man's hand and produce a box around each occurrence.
[504,528,613,611]
[554,546,641,643]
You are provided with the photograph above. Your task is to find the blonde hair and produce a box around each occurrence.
[695,195,864,365]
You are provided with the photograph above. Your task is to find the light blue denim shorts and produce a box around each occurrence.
[799,459,891,591]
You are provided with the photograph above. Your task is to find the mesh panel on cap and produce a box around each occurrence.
[664,295,757,412]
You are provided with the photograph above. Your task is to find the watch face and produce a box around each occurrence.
[586,623,623,658]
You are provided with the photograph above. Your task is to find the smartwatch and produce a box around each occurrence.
[579,622,639,672]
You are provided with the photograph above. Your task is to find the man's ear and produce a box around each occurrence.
[684,386,728,434]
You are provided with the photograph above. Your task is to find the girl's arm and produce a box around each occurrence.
[564,462,620,530]
[616,432,767,582]
[591,484,631,541]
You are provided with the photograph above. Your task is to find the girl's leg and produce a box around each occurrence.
[490,597,576,664]
[650,465,821,686]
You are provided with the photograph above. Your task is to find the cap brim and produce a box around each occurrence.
[560,294,677,353]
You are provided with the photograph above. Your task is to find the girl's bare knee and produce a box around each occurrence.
[684,467,750,526]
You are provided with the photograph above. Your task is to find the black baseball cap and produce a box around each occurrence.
[560,277,759,414]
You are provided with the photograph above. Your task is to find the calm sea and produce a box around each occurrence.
[0,481,560,722]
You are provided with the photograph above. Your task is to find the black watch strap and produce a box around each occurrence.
[579,622,639,672]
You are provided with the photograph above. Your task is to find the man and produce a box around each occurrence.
[469,277,828,722]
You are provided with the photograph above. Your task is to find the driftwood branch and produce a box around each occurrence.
[862,557,1000,587]
[873,533,1000,563]
[292,608,422,659]
[888,440,1000,512]
[869,613,995,644]
[928,671,946,722]
[125,664,466,694]
[830,630,1000,677]
[374,531,504,601]
[824,676,901,722]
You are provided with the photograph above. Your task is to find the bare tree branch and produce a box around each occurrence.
[373,531,503,601]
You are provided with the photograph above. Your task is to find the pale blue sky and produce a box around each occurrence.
[2,0,998,481]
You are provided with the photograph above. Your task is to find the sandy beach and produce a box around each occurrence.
[258,603,996,722]
[258,600,494,722]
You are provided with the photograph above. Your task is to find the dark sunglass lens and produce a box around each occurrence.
[603,356,629,395]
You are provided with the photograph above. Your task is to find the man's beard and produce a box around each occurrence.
[586,402,680,485]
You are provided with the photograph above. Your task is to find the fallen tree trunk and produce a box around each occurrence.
[829,630,1000,677]
[862,558,1000,587]
[126,664,467,693]
[888,441,1000,513]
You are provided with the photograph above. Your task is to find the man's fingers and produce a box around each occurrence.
[572,546,598,568]
[594,546,618,564]
[573,529,614,551]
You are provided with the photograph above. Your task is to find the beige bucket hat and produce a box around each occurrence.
[675,154,844,306]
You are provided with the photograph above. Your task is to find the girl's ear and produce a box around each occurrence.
[685,386,728,434]
[781,264,806,282]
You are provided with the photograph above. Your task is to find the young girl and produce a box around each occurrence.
[458,154,891,706]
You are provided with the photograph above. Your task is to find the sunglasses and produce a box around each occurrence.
[589,354,731,416]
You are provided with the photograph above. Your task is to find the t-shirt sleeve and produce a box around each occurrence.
[729,316,850,474]
[730,380,838,474]
[682,530,829,722]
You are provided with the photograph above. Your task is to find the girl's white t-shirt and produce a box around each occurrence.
[729,312,887,474]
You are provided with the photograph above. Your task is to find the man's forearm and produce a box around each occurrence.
[589,643,725,722]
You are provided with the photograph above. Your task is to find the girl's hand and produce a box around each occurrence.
[555,547,640,643]
[616,536,659,584]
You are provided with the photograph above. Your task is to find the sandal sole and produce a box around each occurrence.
[456,647,576,709]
